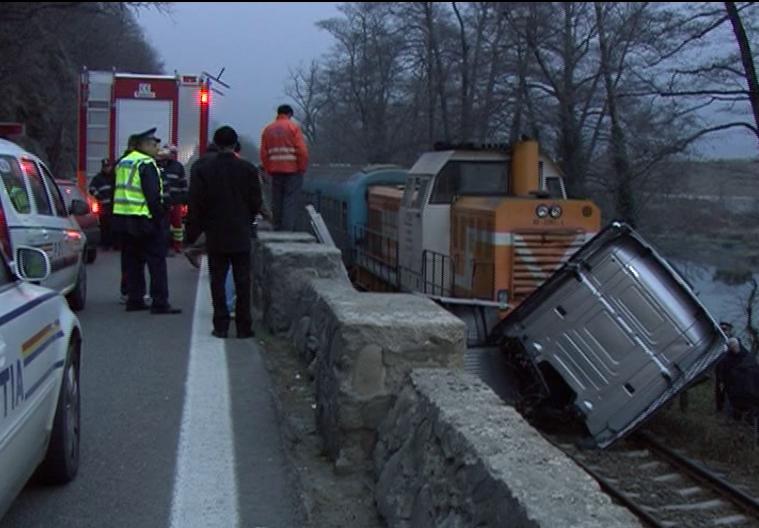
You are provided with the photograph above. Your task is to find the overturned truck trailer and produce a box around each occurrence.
[493,222,726,448]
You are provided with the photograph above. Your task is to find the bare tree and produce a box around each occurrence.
[286,61,329,145]
[725,1,759,149]
[0,2,164,173]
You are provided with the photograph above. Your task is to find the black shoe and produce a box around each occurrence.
[212,329,228,339]
[126,303,150,312]
[150,305,182,314]
[237,329,255,339]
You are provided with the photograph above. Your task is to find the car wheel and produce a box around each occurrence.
[39,338,81,484]
[86,246,97,264]
[66,262,87,312]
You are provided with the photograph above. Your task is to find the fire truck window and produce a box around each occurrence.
[0,156,31,214]
[25,162,53,216]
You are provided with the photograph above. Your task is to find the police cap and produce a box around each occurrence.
[133,127,161,144]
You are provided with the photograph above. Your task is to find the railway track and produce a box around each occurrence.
[556,433,759,527]
[463,345,759,526]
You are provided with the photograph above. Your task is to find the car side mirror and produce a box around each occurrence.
[69,199,89,216]
[13,246,51,282]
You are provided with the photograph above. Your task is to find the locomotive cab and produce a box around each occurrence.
[395,139,600,314]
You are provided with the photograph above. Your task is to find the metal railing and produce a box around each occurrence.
[421,249,454,297]
[353,224,400,290]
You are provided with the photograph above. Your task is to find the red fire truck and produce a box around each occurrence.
[76,70,211,190]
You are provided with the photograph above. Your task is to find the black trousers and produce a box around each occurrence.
[121,230,169,307]
[99,212,113,247]
[207,252,251,334]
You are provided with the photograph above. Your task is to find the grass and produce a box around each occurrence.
[645,377,759,474]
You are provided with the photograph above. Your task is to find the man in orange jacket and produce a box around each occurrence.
[260,104,309,231]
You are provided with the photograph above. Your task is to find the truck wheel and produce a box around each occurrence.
[39,338,81,484]
[66,263,87,312]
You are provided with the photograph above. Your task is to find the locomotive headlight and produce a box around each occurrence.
[549,205,563,218]
[536,204,549,218]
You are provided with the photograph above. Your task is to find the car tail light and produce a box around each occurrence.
[179,204,188,217]
[90,198,100,215]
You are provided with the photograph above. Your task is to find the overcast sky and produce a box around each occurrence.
[136,2,340,146]
[136,2,756,160]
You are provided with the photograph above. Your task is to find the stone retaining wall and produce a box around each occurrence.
[260,242,348,333]
[310,291,466,471]
[374,369,641,528]
[252,231,316,313]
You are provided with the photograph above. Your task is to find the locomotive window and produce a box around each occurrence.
[412,177,430,209]
[404,175,431,209]
[544,176,567,199]
[430,161,507,204]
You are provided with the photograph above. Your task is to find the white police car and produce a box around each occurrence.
[0,199,82,518]
[0,139,88,311]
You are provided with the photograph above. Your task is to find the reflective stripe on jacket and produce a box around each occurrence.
[113,151,162,217]
[260,115,309,175]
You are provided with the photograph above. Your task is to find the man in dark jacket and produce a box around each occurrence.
[186,126,262,338]
[89,158,115,248]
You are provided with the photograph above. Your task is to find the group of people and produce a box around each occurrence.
[87,104,309,338]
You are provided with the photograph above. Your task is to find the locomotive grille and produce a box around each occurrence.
[511,232,587,301]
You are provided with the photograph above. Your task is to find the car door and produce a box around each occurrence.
[0,256,60,512]
[39,164,84,289]
[28,160,79,294]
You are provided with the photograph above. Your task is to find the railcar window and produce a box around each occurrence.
[430,161,507,204]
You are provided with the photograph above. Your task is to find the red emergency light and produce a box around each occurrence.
[199,88,209,105]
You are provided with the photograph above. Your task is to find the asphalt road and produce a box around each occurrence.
[0,250,303,528]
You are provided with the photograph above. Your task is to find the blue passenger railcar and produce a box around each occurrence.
[301,164,407,266]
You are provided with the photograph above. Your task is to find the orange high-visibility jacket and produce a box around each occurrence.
[260,116,309,174]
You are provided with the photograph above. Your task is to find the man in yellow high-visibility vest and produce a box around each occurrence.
[112,127,181,314]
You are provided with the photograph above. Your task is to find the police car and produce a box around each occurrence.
[0,139,88,310]
[0,199,82,518]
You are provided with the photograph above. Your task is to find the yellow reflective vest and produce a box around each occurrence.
[113,151,162,217]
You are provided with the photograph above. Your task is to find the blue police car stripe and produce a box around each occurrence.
[0,291,58,327]
[23,329,64,367]
[25,359,65,400]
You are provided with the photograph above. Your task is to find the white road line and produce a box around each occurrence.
[170,257,239,528]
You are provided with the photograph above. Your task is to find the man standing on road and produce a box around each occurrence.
[112,127,181,314]
[186,126,262,338]
[89,158,115,249]
[260,104,308,231]
[156,144,188,255]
